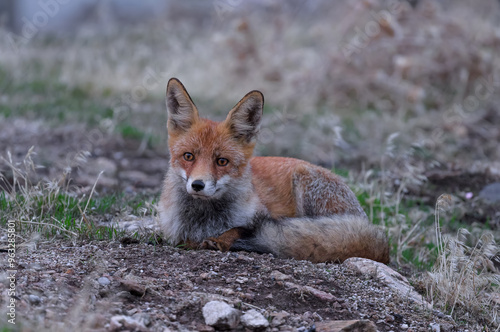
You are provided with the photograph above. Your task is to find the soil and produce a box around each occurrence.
[0,118,169,193]
[2,240,458,332]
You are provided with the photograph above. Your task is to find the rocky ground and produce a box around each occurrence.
[1,240,458,332]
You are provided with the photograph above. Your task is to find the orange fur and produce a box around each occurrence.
[159,78,390,264]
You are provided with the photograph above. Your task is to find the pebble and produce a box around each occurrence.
[479,182,500,203]
[202,301,240,330]
[241,309,269,329]
[270,270,291,281]
[98,277,111,286]
[28,294,41,305]
[430,322,440,332]
[132,312,151,327]
[235,276,249,284]
[109,315,147,331]
[271,311,290,327]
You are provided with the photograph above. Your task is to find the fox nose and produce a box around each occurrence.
[191,180,205,192]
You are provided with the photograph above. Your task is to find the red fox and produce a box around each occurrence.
[159,78,390,263]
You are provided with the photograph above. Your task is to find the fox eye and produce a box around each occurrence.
[216,158,229,167]
[183,152,195,161]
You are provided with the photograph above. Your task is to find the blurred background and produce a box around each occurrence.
[1,0,500,196]
[1,0,500,166]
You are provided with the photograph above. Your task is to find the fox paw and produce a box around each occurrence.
[200,237,231,252]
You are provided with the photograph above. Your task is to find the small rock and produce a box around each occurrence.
[127,308,138,316]
[270,270,291,281]
[195,323,215,332]
[116,290,136,300]
[241,293,255,301]
[98,277,111,286]
[429,322,440,332]
[237,255,255,262]
[222,288,235,296]
[315,320,377,332]
[202,301,240,330]
[270,311,290,327]
[302,311,312,320]
[28,294,41,305]
[241,309,269,330]
[432,309,446,318]
[235,276,249,284]
[132,313,151,327]
[119,278,146,296]
[109,315,147,332]
[281,281,336,302]
[440,323,455,332]
[479,182,500,203]
[332,301,342,309]
[401,323,409,329]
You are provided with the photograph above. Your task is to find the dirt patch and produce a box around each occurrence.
[1,240,458,331]
[424,170,499,201]
[0,118,168,193]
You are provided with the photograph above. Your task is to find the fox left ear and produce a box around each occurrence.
[225,90,264,143]
[166,78,199,135]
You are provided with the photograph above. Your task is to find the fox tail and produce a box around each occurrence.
[232,215,390,264]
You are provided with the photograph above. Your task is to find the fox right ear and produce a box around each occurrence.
[166,78,199,135]
[225,90,264,143]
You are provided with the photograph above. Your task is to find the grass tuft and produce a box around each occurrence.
[426,194,500,327]
[0,148,160,243]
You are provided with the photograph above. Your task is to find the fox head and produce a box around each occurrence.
[165,78,264,200]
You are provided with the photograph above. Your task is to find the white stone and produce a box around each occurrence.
[98,277,111,286]
[241,309,269,329]
[202,301,240,330]
[343,257,433,309]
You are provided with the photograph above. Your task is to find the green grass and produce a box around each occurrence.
[0,191,160,242]
[332,168,349,178]
[0,79,113,125]
[0,65,164,141]
[0,176,160,242]
[355,186,440,268]
[116,123,161,147]
[0,326,19,332]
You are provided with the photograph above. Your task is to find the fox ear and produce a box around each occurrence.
[166,78,199,135]
[225,90,264,143]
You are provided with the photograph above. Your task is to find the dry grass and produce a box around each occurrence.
[0,148,131,241]
[0,147,76,237]
[427,194,500,327]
